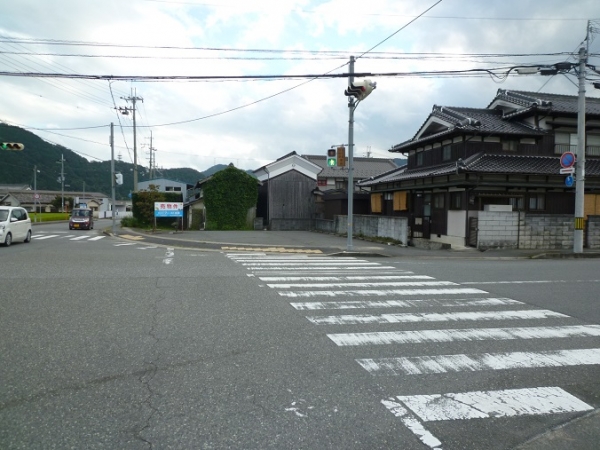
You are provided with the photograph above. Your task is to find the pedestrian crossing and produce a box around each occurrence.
[225,252,600,449]
[31,233,158,249]
[33,233,106,242]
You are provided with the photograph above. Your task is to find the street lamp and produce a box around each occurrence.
[343,56,377,251]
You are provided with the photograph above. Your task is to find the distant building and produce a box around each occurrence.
[254,152,322,229]
[138,178,192,202]
[301,155,398,192]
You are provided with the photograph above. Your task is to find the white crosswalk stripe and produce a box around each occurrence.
[32,233,105,242]
[328,325,600,346]
[360,348,600,376]
[291,297,523,310]
[308,309,568,325]
[225,252,599,448]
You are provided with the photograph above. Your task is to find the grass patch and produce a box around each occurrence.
[30,213,69,222]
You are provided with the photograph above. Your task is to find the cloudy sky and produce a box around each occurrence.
[1,0,599,174]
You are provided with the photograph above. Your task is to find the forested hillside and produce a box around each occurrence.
[0,124,204,199]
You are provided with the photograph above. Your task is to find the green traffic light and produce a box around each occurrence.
[327,157,336,167]
[0,142,25,150]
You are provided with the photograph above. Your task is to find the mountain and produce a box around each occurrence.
[0,123,205,199]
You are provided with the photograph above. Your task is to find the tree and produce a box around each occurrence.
[50,195,74,212]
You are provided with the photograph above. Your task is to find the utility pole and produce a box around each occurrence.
[33,165,38,222]
[147,130,157,180]
[574,45,587,253]
[343,57,376,252]
[347,56,356,252]
[111,123,116,235]
[57,153,66,212]
[118,90,143,192]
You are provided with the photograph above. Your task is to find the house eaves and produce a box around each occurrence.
[360,153,600,188]
[390,106,545,153]
[254,153,322,181]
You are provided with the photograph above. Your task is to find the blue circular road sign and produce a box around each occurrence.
[565,175,574,187]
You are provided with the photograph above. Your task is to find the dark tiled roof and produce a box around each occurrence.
[493,89,600,116]
[359,153,600,187]
[390,106,544,152]
[302,155,398,179]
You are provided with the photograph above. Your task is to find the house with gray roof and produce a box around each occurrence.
[359,89,600,249]
[302,154,398,192]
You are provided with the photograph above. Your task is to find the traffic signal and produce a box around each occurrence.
[336,146,346,167]
[1,142,25,151]
[115,172,123,185]
[327,149,336,167]
[344,78,377,101]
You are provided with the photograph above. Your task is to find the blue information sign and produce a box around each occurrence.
[565,175,574,187]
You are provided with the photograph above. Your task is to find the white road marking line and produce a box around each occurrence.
[382,387,593,450]
[163,247,175,264]
[381,399,442,450]
[461,280,600,285]
[70,236,90,241]
[249,266,398,271]
[278,287,487,298]
[290,297,523,310]
[241,261,378,266]
[394,386,593,421]
[357,348,600,375]
[259,274,416,282]
[114,243,136,246]
[32,234,60,240]
[308,309,567,325]
[232,258,359,262]
[328,325,600,346]
[87,236,106,241]
[268,279,440,289]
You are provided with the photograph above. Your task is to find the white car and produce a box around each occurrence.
[0,206,32,246]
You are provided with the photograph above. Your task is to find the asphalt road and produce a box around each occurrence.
[1,223,599,449]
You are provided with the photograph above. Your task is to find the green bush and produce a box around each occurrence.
[204,165,258,230]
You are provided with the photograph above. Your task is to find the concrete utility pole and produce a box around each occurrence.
[347,56,356,252]
[110,123,116,235]
[57,153,66,212]
[574,45,587,253]
[118,91,143,192]
[33,165,39,221]
[147,130,157,180]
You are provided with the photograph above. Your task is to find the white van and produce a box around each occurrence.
[0,206,32,246]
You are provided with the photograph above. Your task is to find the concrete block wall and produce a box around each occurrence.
[477,212,578,250]
[520,214,573,250]
[477,211,520,250]
[314,215,408,245]
[588,216,600,249]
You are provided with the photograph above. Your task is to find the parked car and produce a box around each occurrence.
[0,206,32,246]
[69,208,94,230]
